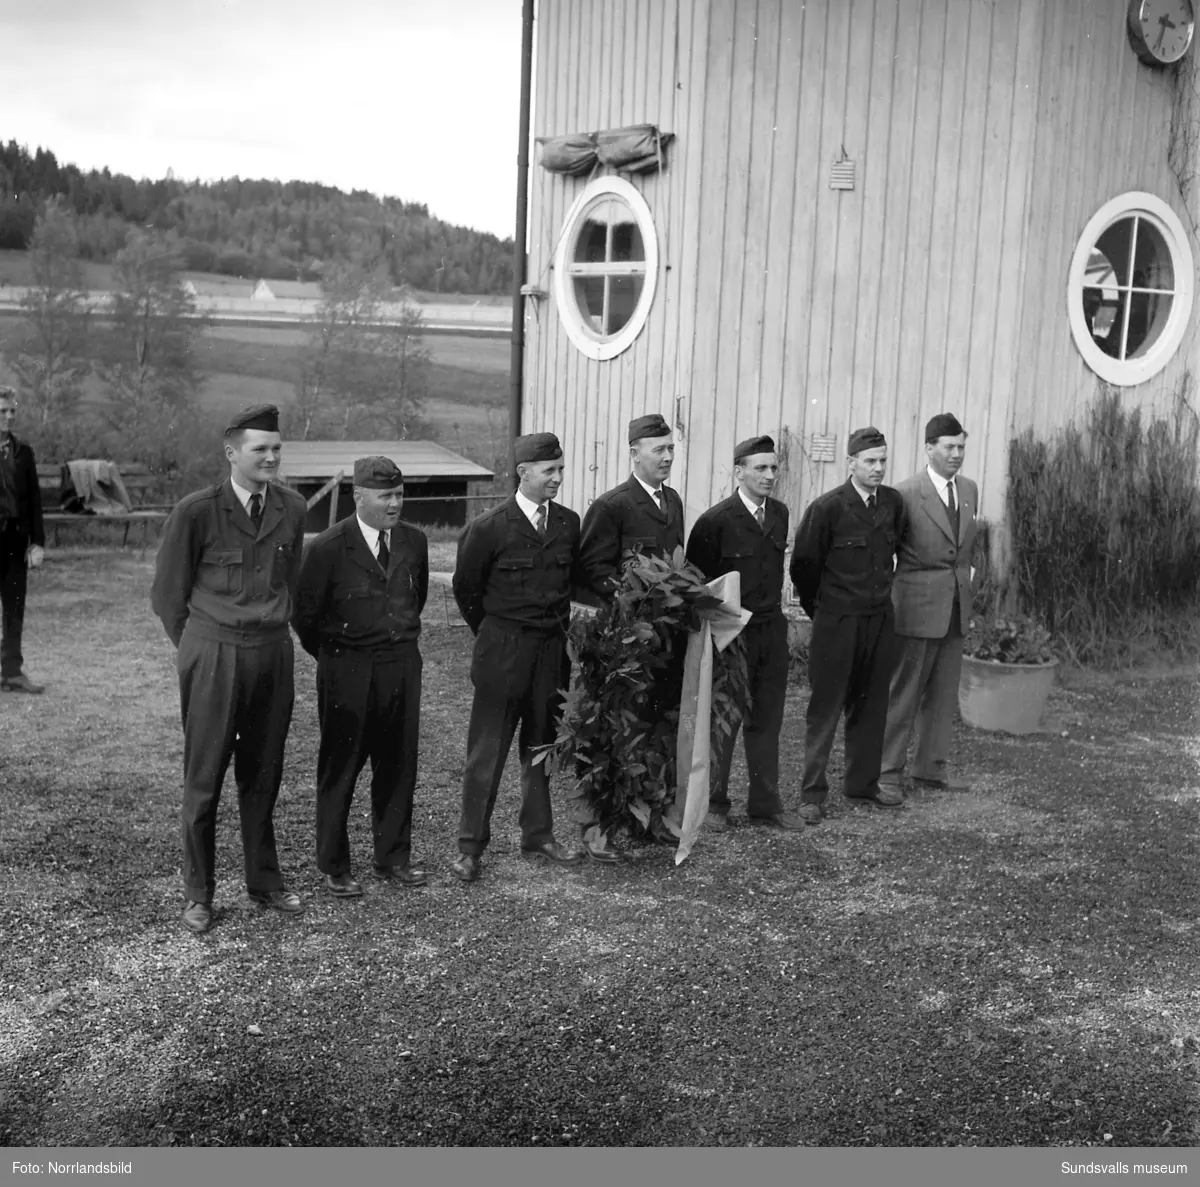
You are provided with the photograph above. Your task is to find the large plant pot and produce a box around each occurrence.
[958,655,1058,735]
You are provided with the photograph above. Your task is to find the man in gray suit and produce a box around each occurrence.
[880,413,977,795]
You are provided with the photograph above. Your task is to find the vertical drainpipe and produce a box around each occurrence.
[508,0,536,491]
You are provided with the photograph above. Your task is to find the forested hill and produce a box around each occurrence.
[0,140,513,295]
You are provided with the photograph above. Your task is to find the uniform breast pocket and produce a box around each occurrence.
[199,548,243,595]
[334,583,381,632]
[495,555,535,590]
[832,536,869,574]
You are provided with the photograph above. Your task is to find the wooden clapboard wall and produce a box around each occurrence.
[522,0,1196,531]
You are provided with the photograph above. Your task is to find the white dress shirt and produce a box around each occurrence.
[229,475,263,513]
[514,488,548,529]
[632,472,666,508]
[737,487,766,519]
[926,465,958,510]
[356,514,388,561]
[849,478,876,505]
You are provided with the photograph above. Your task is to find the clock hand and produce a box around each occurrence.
[1156,13,1177,51]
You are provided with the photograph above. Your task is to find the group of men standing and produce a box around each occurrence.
[148,401,974,935]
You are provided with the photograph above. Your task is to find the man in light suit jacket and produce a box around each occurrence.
[880,413,977,795]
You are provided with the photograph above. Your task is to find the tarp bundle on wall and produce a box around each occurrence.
[538,124,674,176]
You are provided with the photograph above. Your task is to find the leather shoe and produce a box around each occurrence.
[796,803,825,826]
[248,888,304,914]
[911,775,971,792]
[581,835,620,864]
[182,900,213,934]
[374,863,428,886]
[846,786,905,808]
[521,838,582,865]
[451,854,481,882]
[1,672,43,694]
[324,872,364,898]
[703,812,729,833]
[748,811,808,831]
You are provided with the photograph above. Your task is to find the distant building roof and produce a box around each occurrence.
[252,278,323,301]
[279,440,494,483]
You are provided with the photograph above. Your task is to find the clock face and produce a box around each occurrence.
[1130,0,1196,65]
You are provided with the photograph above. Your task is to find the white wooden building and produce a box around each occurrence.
[520,0,1200,545]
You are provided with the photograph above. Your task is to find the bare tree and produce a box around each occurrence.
[11,198,92,456]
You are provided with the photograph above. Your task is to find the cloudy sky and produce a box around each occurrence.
[2,0,525,237]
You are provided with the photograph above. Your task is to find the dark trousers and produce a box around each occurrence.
[315,644,422,875]
[458,619,568,856]
[177,628,294,903]
[0,526,29,679]
[710,612,789,819]
[801,607,896,802]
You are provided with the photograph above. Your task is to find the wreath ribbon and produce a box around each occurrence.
[670,571,752,864]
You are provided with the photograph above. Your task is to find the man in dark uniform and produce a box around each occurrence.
[151,404,308,934]
[0,386,45,694]
[577,412,685,860]
[685,435,804,832]
[450,432,584,882]
[293,456,429,898]
[789,426,909,826]
[578,412,684,597]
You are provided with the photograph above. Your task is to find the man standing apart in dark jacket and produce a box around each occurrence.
[685,435,804,833]
[881,414,977,796]
[578,412,684,597]
[152,404,308,934]
[450,432,584,882]
[293,456,429,898]
[789,427,908,825]
[0,386,45,693]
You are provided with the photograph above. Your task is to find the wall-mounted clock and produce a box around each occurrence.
[1128,0,1196,66]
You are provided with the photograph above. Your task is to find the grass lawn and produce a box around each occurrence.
[1,550,1198,1147]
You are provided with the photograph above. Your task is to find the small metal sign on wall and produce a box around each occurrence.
[811,433,838,462]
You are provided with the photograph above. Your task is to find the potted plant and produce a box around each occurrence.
[959,607,1058,735]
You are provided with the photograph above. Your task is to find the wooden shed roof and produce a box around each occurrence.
[279,441,493,483]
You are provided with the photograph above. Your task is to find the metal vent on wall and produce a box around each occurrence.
[829,160,855,191]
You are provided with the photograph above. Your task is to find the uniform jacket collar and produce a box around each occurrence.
[505,494,565,546]
[220,477,285,541]
[625,473,674,524]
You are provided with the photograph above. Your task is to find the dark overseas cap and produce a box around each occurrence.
[628,413,672,443]
[224,403,280,434]
[847,426,887,456]
[514,432,564,464]
[353,455,404,489]
[925,412,966,442]
[734,434,775,463]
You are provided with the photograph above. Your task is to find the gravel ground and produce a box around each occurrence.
[0,549,1198,1147]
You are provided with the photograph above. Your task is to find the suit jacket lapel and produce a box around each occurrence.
[919,472,957,544]
[508,497,544,545]
[955,483,972,546]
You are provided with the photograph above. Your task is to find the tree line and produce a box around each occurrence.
[0,140,514,295]
[5,200,432,490]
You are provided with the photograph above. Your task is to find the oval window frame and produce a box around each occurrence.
[1066,191,1194,387]
[554,175,659,362]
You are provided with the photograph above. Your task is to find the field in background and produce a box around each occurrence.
[0,312,511,471]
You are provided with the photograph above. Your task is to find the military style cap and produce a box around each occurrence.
[628,413,672,443]
[514,432,563,463]
[353,455,404,489]
[734,434,775,463]
[224,403,280,434]
[925,412,966,442]
[847,426,887,456]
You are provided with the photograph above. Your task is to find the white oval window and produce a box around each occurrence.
[1067,192,1194,387]
[554,176,658,361]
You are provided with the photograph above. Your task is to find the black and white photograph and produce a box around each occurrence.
[1,0,1199,1175]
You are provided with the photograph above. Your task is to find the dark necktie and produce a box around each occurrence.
[377,531,390,570]
[946,481,960,539]
[652,489,664,515]
[867,494,876,511]
[535,504,547,536]
[249,492,262,527]
[754,504,765,532]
